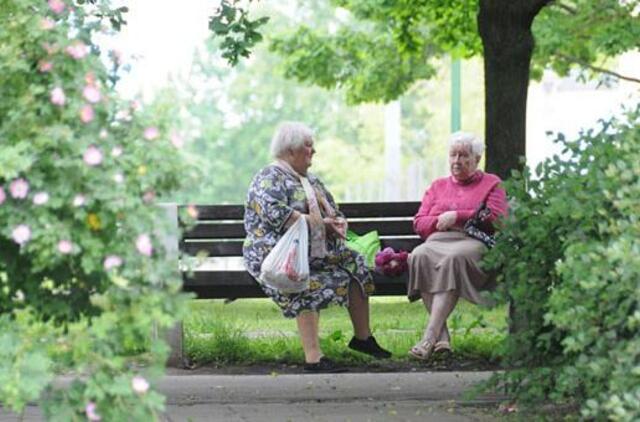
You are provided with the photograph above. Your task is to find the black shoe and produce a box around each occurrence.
[303,357,348,373]
[348,336,392,359]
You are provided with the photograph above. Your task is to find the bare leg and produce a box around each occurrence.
[347,282,371,340]
[421,290,459,344]
[296,311,322,363]
[420,293,451,343]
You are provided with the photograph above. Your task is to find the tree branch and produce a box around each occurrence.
[550,1,578,15]
[554,53,640,84]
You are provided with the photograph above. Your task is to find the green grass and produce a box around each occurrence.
[184,297,508,366]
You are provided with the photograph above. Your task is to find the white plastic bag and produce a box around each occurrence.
[259,217,310,293]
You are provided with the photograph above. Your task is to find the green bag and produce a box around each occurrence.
[346,229,381,268]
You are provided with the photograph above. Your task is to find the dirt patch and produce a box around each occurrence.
[177,354,502,375]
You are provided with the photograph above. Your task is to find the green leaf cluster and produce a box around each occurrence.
[483,105,640,419]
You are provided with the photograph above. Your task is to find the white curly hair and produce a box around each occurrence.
[270,121,315,159]
[448,131,484,157]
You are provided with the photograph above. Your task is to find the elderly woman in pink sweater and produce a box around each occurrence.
[408,132,508,360]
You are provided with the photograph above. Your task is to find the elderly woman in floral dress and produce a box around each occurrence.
[243,122,391,372]
[408,132,508,361]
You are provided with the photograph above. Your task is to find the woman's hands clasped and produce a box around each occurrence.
[324,216,347,239]
[436,211,457,231]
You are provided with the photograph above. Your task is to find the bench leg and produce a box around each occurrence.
[164,321,184,368]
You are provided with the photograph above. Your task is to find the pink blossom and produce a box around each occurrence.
[73,194,86,207]
[12,225,31,245]
[135,234,153,257]
[143,126,159,140]
[103,255,123,270]
[115,109,131,121]
[38,60,53,73]
[84,72,96,85]
[57,240,73,254]
[9,178,29,199]
[130,100,142,111]
[48,0,65,14]
[33,192,49,205]
[142,190,156,203]
[83,145,103,166]
[170,132,184,149]
[40,17,56,30]
[80,104,94,123]
[186,205,199,219]
[111,146,123,157]
[42,43,57,55]
[0,187,5,205]
[65,41,88,59]
[85,402,101,421]
[131,376,150,394]
[99,129,109,139]
[50,87,65,106]
[83,85,101,103]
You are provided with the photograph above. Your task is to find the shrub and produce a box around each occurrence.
[0,0,191,419]
[484,105,640,420]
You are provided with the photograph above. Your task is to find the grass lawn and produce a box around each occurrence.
[184,296,508,367]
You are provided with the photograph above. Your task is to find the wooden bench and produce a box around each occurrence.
[179,201,422,299]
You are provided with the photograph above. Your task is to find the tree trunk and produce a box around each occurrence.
[478,0,550,180]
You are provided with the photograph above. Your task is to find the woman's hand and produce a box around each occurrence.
[436,211,457,231]
[323,217,347,239]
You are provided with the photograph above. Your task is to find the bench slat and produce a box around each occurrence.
[181,237,422,257]
[183,220,415,240]
[183,271,408,299]
[181,202,420,222]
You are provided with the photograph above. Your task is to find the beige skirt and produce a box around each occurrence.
[408,231,493,305]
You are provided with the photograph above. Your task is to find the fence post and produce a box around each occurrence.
[157,202,184,368]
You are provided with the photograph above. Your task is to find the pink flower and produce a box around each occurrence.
[99,129,109,139]
[65,41,88,59]
[33,192,49,205]
[83,145,103,166]
[111,146,123,157]
[130,100,141,111]
[103,255,123,270]
[83,85,101,103]
[9,178,29,199]
[186,205,198,219]
[85,402,101,421]
[57,240,73,254]
[170,132,184,149]
[135,234,153,257]
[0,187,5,205]
[38,60,53,73]
[12,225,31,245]
[50,87,65,106]
[131,376,150,394]
[143,127,159,140]
[115,109,131,121]
[80,104,94,123]
[73,194,86,207]
[142,190,156,203]
[48,0,65,14]
[40,17,56,30]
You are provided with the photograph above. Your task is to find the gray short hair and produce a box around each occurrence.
[448,131,484,157]
[270,122,315,159]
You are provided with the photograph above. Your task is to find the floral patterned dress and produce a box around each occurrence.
[243,164,375,318]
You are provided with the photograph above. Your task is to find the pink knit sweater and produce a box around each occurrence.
[413,171,508,240]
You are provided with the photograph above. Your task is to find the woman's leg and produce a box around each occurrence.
[347,281,371,340]
[296,311,322,363]
[421,293,451,344]
[421,290,458,344]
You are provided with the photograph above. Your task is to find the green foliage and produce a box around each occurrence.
[483,106,640,419]
[208,0,270,66]
[0,0,191,418]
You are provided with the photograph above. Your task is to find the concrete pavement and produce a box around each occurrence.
[1,371,505,421]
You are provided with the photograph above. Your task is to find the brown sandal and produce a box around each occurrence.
[408,339,435,361]
[434,341,452,354]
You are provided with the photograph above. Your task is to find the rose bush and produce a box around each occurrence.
[0,0,192,419]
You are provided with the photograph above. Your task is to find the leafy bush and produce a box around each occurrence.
[0,0,191,419]
[484,105,640,420]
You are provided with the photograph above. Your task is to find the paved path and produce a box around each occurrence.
[1,371,504,421]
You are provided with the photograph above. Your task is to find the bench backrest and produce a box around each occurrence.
[179,201,421,299]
